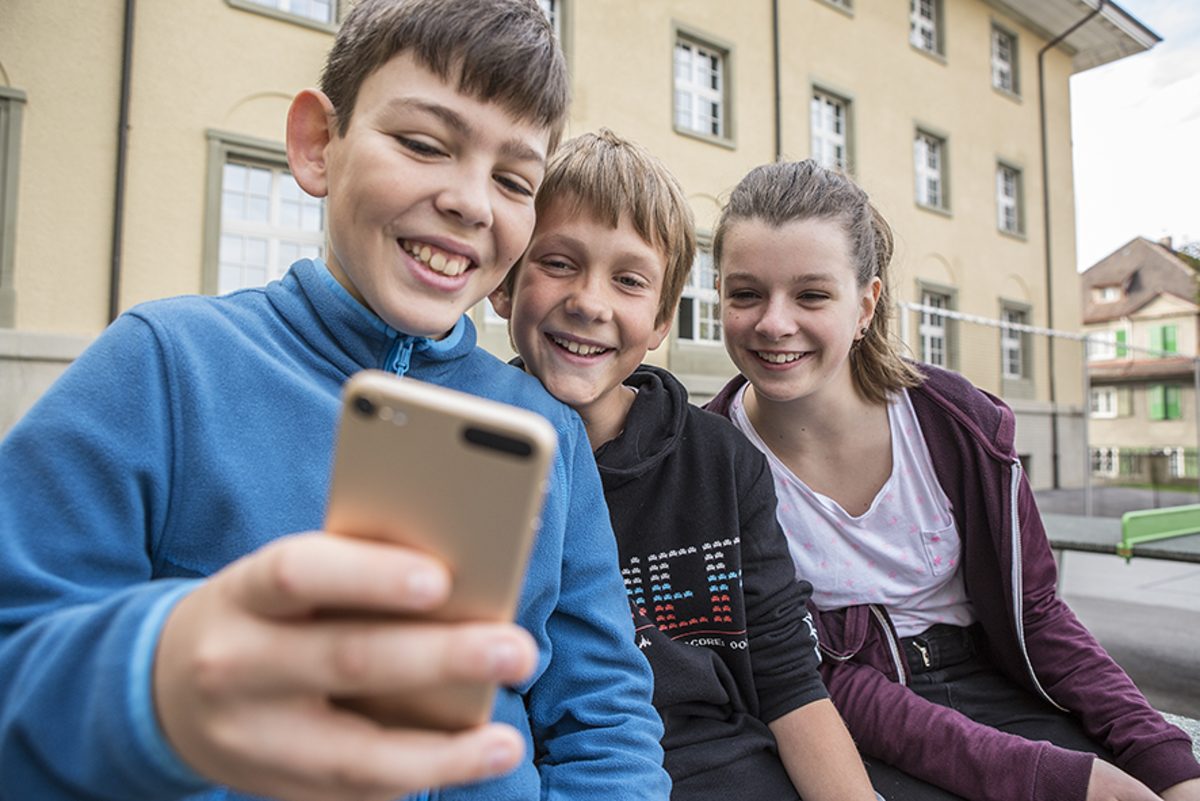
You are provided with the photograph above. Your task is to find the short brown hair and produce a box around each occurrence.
[507,129,695,327]
[712,160,923,403]
[320,0,569,151]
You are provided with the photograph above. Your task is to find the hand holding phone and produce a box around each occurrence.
[324,370,556,730]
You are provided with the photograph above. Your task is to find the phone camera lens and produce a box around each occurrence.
[354,396,375,417]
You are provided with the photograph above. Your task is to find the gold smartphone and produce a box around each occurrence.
[324,370,557,730]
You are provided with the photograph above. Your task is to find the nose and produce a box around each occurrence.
[564,273,613,324]
[754,296,799,341]
[435,163,494,229]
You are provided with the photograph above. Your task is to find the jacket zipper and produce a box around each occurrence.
[384,335,416,377]
[1009,457,1068,711]
[869,604,908,686]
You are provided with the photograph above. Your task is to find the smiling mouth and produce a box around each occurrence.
[551,334,611,357]
[756,350,806,364]
[402,240,473,277]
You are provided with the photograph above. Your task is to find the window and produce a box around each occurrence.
[227,0,337,30]
[1091,447,1119,477]
[1089,328,1128,361]
[203,131,325,296]
[1149,324,1178,358]
[1094,285,1122,303]
[914,131,946,209]
[1149,385,1181,421]
[910,0,939,54]
[536,0,560,39]
[0,88,25,328]
[674,36,727,140]
[996,164,1021,234]
[1001,308,1024,379]
[919,291,948,367]
[991,26,1017,93]
[1091,387,1117,419]
[677,248,721,344]
[811,90,849,172]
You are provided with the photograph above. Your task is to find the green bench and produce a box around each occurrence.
[1120,504,1200,561]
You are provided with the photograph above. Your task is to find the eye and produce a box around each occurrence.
[495,174,535,198]
[538,257,574,273]
[617,274,649,290]
[798,291,830,302]
[396,136,446,158]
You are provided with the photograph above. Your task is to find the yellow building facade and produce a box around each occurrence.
[0,0,1157,486]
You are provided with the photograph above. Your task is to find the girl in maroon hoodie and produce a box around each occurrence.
[705,160,1200,801]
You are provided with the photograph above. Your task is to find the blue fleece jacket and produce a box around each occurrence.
[0,260,669,801]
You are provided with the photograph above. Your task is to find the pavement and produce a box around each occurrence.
[1034,487,1200,721]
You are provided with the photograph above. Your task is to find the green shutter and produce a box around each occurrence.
[1165,325,1178,354]
[1116,329,1127,357]
[1117,386,1132,416]
[1167,385,1181,419]
[1150,385,1165,420]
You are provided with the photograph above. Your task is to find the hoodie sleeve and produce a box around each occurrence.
[735,445,829,723]
[0,315,214,800]
[1012,478,1200,794]
[523,415,671,800]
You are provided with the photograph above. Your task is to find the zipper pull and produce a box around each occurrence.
[913,641,932,668]
[385,336,415,377]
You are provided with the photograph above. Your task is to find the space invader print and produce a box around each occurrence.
[621,537,745,644]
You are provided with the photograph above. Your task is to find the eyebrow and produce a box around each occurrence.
[388,97,547,166]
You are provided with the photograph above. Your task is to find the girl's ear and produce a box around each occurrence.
[859,275,882,332]
[286,89,337,199]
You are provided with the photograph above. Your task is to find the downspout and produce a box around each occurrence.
[773,0,782,161]
[1038,0,1105,487]
[109,0,136,324]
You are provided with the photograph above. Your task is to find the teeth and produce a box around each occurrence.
[404,241,470,277]
[553,336,609,356]
[758,351,804,364]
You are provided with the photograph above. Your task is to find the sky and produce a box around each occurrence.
[1070,0,1200,271]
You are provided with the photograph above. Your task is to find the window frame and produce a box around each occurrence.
[996,161,1023,237]
[990,24,1019,96]
[672,25,735,148]
[1091,387,1117,419]
[810,87,852,173]
[909,0,944,58]
[225,0,340,32]
[1000,305,1029,380]
[677,245,722,346]
[914,282,958,371]
[0,87,25,329]
[914,129,949,213]
[202,129,325,296]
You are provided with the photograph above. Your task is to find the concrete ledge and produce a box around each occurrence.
[0,329,93,361]
[1163,712,1200,760]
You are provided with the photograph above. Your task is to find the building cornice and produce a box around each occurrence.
[982,0,1160,72]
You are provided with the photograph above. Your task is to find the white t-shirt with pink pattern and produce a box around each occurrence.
[730,384,977,638]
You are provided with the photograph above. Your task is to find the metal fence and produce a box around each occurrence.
[895,301,1200,514]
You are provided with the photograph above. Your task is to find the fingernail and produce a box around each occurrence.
[406,569,447,607]
[487,639,521,675]
[485,740,521,773]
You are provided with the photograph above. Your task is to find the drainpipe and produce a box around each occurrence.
[110,0,136,323]
[1038,0,1105,488]
[773,0,782,161]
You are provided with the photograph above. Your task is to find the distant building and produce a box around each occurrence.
[1081,236,1199,482]
[0,0,1159,491]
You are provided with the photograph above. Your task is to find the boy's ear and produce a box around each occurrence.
[488,284,514,320]
[286,88,336,199]
[648,313,673,352]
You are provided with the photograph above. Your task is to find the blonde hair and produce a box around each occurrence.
[321,0,568,151]
[507,128,695,326]
[712,160,922,403]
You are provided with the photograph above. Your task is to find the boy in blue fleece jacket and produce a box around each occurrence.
[0,2,668,800]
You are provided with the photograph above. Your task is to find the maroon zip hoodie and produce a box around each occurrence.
[706,364,1200,800]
